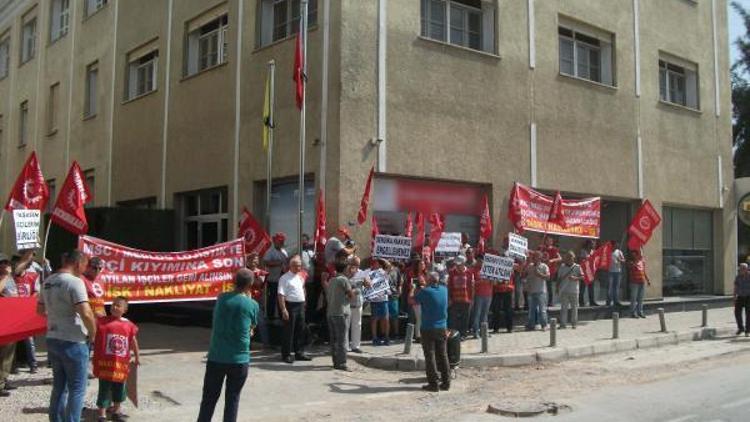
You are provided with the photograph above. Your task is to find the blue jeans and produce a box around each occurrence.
[47,338,89,422]
[607,272,622,305]
[629,283,645,316]
[23,337,37,367]
[472,296,492,334]
[526,292,548,329]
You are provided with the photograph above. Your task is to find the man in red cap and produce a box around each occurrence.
[263,232,289,319]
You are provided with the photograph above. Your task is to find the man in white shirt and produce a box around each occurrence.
[607,241,626,307]
[263,233,289,319]
[277,256,311,364]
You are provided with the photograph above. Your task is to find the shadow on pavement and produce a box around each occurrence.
[328,382,420,395]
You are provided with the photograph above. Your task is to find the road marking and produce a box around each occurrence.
[721,396,750,409]
[664,415,696,422]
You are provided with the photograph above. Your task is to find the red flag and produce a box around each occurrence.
[548,191,567,228]
[598,241,613,271]
[627,200,661,251]
[0,297,47,344]
[314,190,327,254]
[428,213,445,251]
[478,194,492,253]
[293,32,304,110]
[238,207,272,256]
[357,166,375,225]
[404,212,413,237]
[5,151,49,211]
[581,242,613,285]
[50,161,91,235]
[507,183,524,233]
[371,215,380,251]
[414,212,425,250]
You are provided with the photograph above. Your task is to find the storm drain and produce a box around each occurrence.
[486,401,572,417]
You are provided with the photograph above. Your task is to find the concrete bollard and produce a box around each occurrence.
[481,322,489,353]
[612,312,619,339]
[701,304,708,327]
[403,323,414,354]
[549,318,557,347]
[658,308,667,332]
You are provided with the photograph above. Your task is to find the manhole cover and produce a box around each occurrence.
[487,401,572,417]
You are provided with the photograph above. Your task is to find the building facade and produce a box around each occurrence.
[0,0,736,299]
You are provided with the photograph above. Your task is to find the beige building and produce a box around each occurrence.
[0,0,736,299]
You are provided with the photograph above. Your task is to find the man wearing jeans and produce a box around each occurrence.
[628,250,651,319]
[447,255,474,339]
[415,272,450,392]
[37,250,97,422]
[607,242,625,307]
[197,269,259,422]
[524,251,550,331]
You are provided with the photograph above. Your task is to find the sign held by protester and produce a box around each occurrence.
[362,270,390,301]
[78,236,246,304]
[507,233,528,260]
[435,232,461,257]
[480,253,514,282]
[13,209,41,250]
[373,235,412,261]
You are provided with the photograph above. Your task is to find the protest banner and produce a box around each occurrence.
[508,183,600,238]
[507,232,528,260]
[372,235,412,261]
[13,209,41,250]
[362,270,390,301]
[127,362,138,407]
[435,232,461,257]
[480,253,514,282]
[78,236,245,304]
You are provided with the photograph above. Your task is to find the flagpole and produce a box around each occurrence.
[42,221,52,262]
[265,60,276,230]
[0,209,5,234]
[298,0,309,254]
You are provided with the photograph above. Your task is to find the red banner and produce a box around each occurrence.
[395,178,483,215]
[78,236,246,304]
[357,166,375,225]
[508,183,600,238]
[627,200,661,251]
[0,297,47,345]
[51,161,92,235]
[581,242,613,285]
[238,207,271,257]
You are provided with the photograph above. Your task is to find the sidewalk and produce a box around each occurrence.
[348,307,739,371]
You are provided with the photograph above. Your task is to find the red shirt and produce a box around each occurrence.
[472,267,493,297]
[493,271,515,293]
[448,268,475,304]
[83,274,106,316]
[14,271,39,297]
[540,245,560,276]
[93,316,138,383]
[629,260,647,284]
[249,268,269,301]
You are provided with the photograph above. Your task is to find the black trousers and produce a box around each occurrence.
[735,296,750,332]
[266,282,279,319]
[421,328,450,386]
[491,291,513,332]
[282,301,306,358]
[579,280,596,306]
[197,361,249,422]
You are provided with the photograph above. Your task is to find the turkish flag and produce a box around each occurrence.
[414,212,425,250]
[238,207,271,256]
[548,191,567,228]
[428,213,445,251]
[627,200,661,251]
[478,193,492,253]
[0,297,46,345]
[293,31,305,110]
[581,242,613,285]
[371,215,379,251]
[404,212,413,237]
[5,151,49,212]
[357,166,375,225]
[50,161,91,235]
[314,189,327,254]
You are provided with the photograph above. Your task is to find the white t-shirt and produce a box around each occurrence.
[609,249,625,273]
[278,271,306,303]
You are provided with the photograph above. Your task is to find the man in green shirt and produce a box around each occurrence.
[326,261,356,371]
[198,269,259,422]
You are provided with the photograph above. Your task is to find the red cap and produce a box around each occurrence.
[272,232,286,242]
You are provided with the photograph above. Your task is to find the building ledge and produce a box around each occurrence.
[180,62,228,83]
[252,25,319,54]
[122,89,158,105]
[557,73,618,92]
[657,100,702,115]
[416,35,501,60]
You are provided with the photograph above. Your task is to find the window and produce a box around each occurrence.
[659,55,699,109]
[50,0,70,42]
[85,0,108,17]
[19,101,28,147]
[46,179,56,214]
[179,188,228,250]
[48,83,60,133]
[84,169,95,206]
[662,207,713,295]
[84,62,98,118]
[419,0,495,53]
[0,36,9,79]
[558,19,615,86]
[254,178,315,254]
[185,11,229,76]
[126,46,158,100]
[20,15,36,64]
[257,0,318,48]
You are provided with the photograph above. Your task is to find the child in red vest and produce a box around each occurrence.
[93,296,140,422]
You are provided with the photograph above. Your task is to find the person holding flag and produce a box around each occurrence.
[627,249,651,318]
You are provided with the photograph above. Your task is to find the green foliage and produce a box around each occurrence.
[733,1,750,177]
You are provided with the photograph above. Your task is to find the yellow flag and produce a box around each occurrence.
[262,72,271,151]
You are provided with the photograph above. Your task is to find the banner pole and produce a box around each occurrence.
[297,0,309,255]
[0,209,5,234]
[265,60,276,231]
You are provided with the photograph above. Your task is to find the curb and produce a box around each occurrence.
[348,326,739,371]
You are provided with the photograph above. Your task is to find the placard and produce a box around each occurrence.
[435,232,461,257]
[13,209,41,250]
[507,233,528,260]
[362,270,390,301]
[372,235,412,261]
[480,253,514,282]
